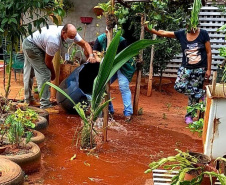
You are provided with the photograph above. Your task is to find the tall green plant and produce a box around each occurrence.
[0,0,65,98]
[188,0,202,32]
[41,30,165,148]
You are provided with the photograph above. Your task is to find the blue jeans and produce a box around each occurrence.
[109,70,133,116]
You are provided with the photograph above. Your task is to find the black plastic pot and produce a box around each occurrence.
[56,62,99,114]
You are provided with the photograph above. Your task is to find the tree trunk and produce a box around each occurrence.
[133,13,146,115]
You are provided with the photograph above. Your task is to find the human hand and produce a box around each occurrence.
[205,70,211,79]
[87,54,96,63]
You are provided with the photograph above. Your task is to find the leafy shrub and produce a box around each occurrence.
[187,118,204,137]
[187,101,205,118]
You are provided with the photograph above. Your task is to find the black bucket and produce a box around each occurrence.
[56,62,99,114]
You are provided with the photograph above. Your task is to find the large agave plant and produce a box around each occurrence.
[40,30,164,148]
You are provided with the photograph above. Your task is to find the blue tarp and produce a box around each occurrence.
[56,62,99,114]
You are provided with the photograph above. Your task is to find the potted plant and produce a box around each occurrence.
[145,149,226,185]
[3,101,48,132]
[5,108,45,146]
[59,42,83,84]
[41,30,164,149]
[0,110,41,173]
[93,1,117,30]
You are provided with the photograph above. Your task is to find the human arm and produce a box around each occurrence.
[205,41,212,78]
[45,54,55,81]
[76,40,96,63]
[92,38,103,62]
[144,24,176,38]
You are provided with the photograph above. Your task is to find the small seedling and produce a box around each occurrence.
[162,113,167,119]
[138,107,143,115]
[166,103,172,111]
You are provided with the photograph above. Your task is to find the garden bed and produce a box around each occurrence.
[0,72,204,184]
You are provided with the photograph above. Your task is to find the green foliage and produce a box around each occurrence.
[187,118,204,137]
[6,120,24,147]
[63,0,74,14]
[64,43,84,63]
[14,108,37,129]
[188,0,202,32]
[3,107,37,147]
[114,5,129,26]
[0,0,65,98]
[217,24,226,83]
[222,67,226,83]
[213,0,226,17]
[129,1,188,78]
[145,149,226,185]
[33,87,39,93]
[187,101,205,118]
[0,97,12,115]
[219,47,226,59]
[94,1,113,15]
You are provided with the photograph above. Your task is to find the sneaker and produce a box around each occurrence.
[185,116,193,124]
[125,116,132,123]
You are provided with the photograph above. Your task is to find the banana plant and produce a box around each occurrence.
[41,30,165,149]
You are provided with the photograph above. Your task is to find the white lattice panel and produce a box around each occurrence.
[152,169,221,185]
[162,2,226,77]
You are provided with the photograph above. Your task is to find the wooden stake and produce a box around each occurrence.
[103,0,115,142]
[211,71,217,96]
[50,51,61,100]
[147,34,156,97]
[50,12,62,100]
[133,13,146,115]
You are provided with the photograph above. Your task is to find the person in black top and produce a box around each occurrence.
[144,26,212,124]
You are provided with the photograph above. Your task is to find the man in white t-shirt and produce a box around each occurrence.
[23,24,96,109]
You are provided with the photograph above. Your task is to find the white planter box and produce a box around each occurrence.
[203,84,226,159]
